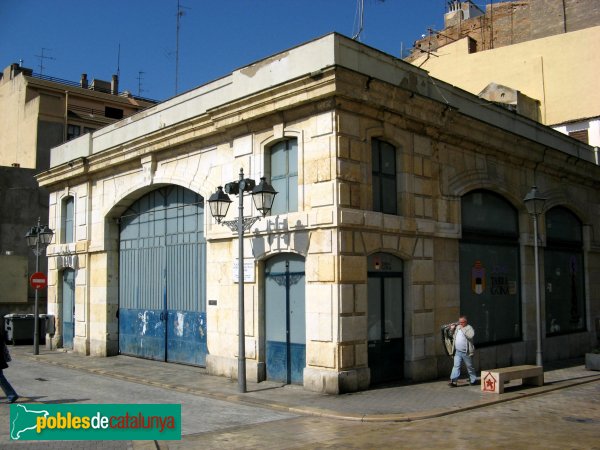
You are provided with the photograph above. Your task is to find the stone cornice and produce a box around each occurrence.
[37,70,337,189]
[332,68,600,187]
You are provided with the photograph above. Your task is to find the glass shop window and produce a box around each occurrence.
[545,207,585,335]
[459,190,521,346]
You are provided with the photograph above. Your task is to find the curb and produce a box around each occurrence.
[17,351,600,423]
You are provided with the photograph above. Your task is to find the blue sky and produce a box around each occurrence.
[1,0,453,101]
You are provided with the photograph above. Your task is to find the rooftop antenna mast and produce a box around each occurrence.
[137,71,146,97]
[353,0,385,41]
[175,0,191,95]
[116,43,121,78]
[353,0,365,40]
[35,48,55,75]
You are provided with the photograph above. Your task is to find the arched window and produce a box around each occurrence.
[460,190,521,346]
[371,138,397,214]
[61,196,74,243]
[269,139,298,215]
[545,207,585,335]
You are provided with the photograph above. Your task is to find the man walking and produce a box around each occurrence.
[449,315,477,387]
[1,330,18,403]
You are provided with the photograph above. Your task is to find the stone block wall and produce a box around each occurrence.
[408,0,600,61]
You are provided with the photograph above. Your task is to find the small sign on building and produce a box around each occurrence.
[233,259,255,283]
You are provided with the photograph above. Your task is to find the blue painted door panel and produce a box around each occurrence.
[289,342,306,384]
[62,269,75,349]
[265,254,305,384]
[265,340,287,382]
[166,310,207,366]
[119,308,166,361]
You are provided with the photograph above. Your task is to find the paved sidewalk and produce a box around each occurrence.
[7,345,600,422]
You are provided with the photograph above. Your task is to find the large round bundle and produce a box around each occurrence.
[440,324,454,357]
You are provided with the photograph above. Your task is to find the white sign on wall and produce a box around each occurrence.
[233,259,255,283]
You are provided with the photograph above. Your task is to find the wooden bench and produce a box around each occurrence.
[481,365,544,394]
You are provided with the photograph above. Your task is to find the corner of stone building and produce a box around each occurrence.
[206,354,265,383]
[406,357,438,382]
[89,337,119,357]
[303,367,370,394]
[47,334,62,352]
[73,337,90,356]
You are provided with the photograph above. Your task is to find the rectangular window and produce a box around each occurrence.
[270,139,298,215]
[568,129,588,144]
[544,249,585,335]
[459,242,521,346]
[62,197,74,243]
[67,124,80,141]
[105,106,124,119]
[372,139,397,214]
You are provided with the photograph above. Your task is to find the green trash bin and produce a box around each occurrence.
[4,314,34,344]
[4,314,47,344]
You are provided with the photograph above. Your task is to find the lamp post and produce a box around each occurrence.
[208,168,277,393]
[25,218,54,355]
[524,186,546,367]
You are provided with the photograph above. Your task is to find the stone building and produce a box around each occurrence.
[0,63,155,317]
[38,34,600,394]
[407,0,600,152]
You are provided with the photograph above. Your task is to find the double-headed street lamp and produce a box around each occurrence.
[208,168,277,393]
[524,186,546,367]
[25,218,54,355]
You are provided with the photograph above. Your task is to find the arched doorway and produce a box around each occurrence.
[367,253,404,384]
[118,186,207,365]
[264,253,305,384]
[61,268,75,349]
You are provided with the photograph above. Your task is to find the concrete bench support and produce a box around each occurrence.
[481,365,544,394]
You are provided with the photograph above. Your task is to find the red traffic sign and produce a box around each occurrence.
[30,272,47,290]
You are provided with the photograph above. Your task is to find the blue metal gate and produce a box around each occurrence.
[265,254,305,384]
[118,186,207,365]
[61,269,75,349]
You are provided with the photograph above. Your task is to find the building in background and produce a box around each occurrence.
[0,63,155,319]
[406,0,600,156]
[38,34,599,393]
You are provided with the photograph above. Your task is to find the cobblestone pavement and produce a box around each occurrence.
[173,381,600,449]
[2,345,599,449]
[0,353,296,449]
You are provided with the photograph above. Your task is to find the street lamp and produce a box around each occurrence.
[25,218,54,355]
[524,186,546,367]
[208,168,277,393]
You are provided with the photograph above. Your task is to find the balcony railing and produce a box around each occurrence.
[28,72,157,104]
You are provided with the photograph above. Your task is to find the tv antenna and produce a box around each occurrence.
[353,0,365,40]
[353,0,385,41]
[136,71,146,97]
[35,48,55,75]
[175,0,191,95]
[116,43,121,78]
